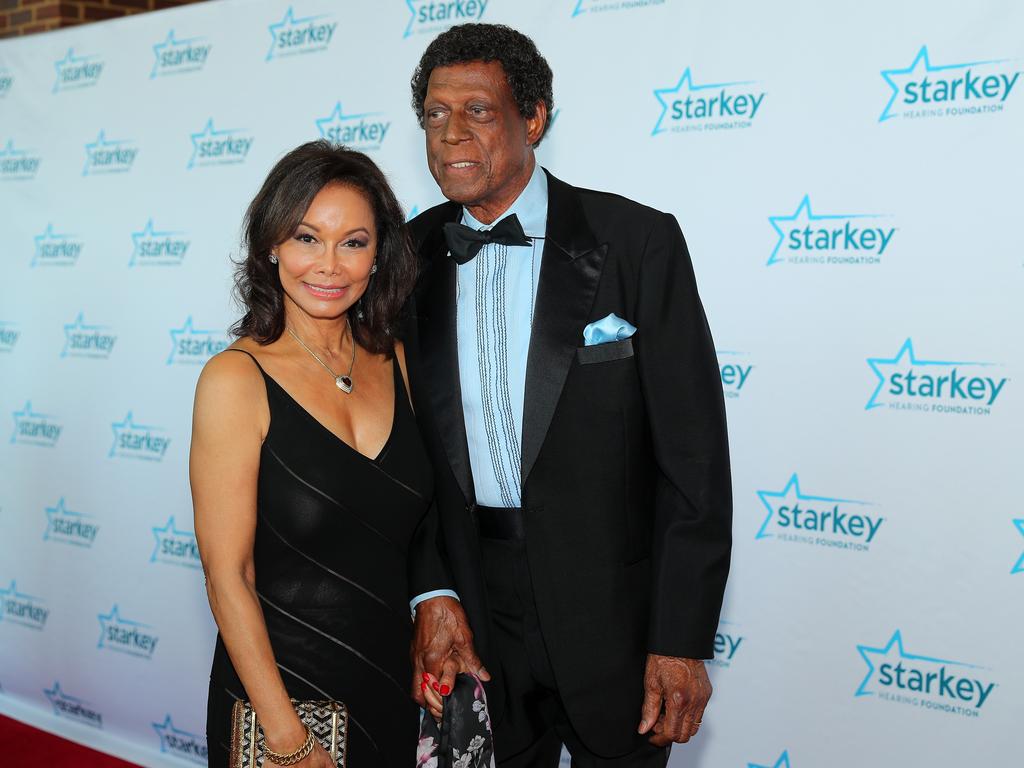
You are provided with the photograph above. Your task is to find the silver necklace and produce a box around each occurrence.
[287,320,355,393]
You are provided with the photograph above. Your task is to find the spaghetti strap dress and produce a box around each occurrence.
[206,349,433,768]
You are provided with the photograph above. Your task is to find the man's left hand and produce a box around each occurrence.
[637,654,711,746]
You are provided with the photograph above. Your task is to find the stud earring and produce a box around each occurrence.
[268,253,278,264]
[370,262,377,275]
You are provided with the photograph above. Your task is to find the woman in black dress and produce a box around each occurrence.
[191,142,431,767]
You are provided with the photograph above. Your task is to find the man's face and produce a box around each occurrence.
[422,60,545,220]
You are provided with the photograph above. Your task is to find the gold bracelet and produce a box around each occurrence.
[265,725,315,766]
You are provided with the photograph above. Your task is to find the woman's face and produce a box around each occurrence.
[273,183,377,323]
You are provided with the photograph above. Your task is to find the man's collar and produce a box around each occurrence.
[461,164,548,237]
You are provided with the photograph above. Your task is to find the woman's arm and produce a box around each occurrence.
[190,351,310,757]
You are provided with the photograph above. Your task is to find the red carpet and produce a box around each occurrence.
[0,714,142,767]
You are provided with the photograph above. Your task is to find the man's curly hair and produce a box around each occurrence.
[410,24,554,146]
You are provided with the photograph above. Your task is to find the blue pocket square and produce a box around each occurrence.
[583,313,637,346]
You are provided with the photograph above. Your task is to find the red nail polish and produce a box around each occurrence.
[440,684,451,696]
[422,673,430,683]
[421,682,428,692]
[432,682,440,691]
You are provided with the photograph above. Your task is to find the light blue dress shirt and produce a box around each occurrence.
[410,165,547,614]
[456,164,547,508]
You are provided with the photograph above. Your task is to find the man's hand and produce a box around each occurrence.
[411,596,490,718]
[637,654,711,746]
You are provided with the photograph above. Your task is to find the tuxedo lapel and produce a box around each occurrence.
[521,172,608,486]
[417,203,475,503]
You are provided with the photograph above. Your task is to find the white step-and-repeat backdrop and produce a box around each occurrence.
[1,0,1021,766]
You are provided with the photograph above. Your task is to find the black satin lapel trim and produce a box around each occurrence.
[420,255,475,503]
[522,175,608,485]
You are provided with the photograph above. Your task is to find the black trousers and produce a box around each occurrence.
[479,532,669,768]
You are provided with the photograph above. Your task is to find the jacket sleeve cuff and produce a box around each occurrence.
[409,589,460,617]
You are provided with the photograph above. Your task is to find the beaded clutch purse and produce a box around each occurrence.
[229,699,348,768]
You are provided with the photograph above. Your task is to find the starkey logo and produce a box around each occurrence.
[153,715,208,764]
[267,6,337,60]
[880,45,1020,122]
[98,605,159,658]
[45,682,103,728]
[33,224,82,267]
[0,580,49,630]
[0,139,41,181]
[747,751,791,768]
[151,516,202,570]
[716,350,753,399]
[168,317,230,365]
[62,312,116,359]
[11,402,62,447]
[110,412,170,461]
[768,195,895,267]
[1013,519,1024,575]
[131,219,190,266]
[866,339,1008,416]
[151,30,211,78]
[188,118,254,169]
[44,497,99,548]
[653,67,765,135]
[316,102,391,151]
[53,48,104,93]
[756,473,882,552]
[0,66,12,98]
[0,321,19,353]
[572,0,665,16]
[857,630,996,717]
[710,620,744,669]
[405,0,488,38]
[83,131,138,176]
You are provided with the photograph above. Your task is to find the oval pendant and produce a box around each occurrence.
[335,375,353,394]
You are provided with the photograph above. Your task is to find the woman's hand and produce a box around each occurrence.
[421,671,446,721]
[292,740,334,767]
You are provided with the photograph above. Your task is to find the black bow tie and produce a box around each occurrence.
[443,214,533,265]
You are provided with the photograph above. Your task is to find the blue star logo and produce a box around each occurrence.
[879,45,1007,122]
[131,218,187,266]
[0,138,27,158]
[151,30,208,78]
[153,715,207,763]
[151,516,201,569]
[865,338,985,410]
[0,580,46,628]
[856,629,978,698]
[83,130,135,176]
[1012,519,1024,574]
[10,401,59,446]
[267,7,331,61]
[44,497,96,546]
[97,604,152,649]
[652,68,756,136]
[756,473,869,540]
[748,750,791,768]
[53,48,101,93]
[62,311,113,358]
[167,316,227,364]
[109,411,167,459]
[32,223,79,266]
[767,195,884,266]
[44,681,77,708]
[315,102,385,141]
[188,118,248,169]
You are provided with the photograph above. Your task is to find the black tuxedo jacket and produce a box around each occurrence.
[405,170,731,757]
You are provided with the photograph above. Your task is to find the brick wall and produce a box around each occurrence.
[0,0,206,38]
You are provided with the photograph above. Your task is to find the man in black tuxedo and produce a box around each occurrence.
[405,23,731,768]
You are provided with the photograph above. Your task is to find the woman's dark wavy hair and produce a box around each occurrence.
[230,141,415,357]
[410,23,554,145]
